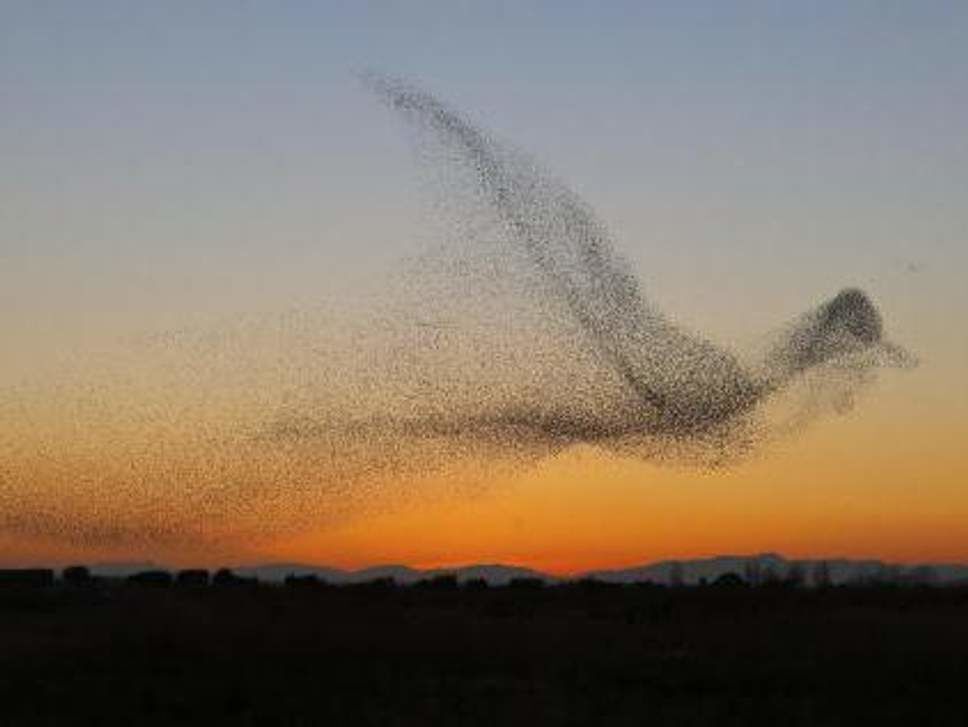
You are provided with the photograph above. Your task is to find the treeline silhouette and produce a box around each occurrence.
[0,560,952,590]
[2,562,967,725]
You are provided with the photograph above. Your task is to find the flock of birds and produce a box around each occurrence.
[0,76,913,552]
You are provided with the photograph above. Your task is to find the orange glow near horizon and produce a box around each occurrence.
[253,367,968,573]
[2,359,966,573]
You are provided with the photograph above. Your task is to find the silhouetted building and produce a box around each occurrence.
[0,569,54,587]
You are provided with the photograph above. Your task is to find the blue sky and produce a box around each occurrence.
[2,1,966,363]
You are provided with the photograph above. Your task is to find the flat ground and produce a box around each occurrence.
[1,582,966,725]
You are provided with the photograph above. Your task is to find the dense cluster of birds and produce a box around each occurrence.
[0,76,913,553]
[336,75,913,454]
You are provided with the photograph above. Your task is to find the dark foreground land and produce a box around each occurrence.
[2,578,967,726]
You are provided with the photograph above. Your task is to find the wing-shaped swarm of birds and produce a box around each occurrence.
[0,75,915,553]
[345,74,914,461]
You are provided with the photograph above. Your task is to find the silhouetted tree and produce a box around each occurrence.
[62,566,92,586]
[212,568,235,586]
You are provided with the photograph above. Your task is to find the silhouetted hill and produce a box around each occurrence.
[349,564,423,583]
[426,564,553,586]
[231,563,346,583]
[584,553,968,585]
[235,555,968,586]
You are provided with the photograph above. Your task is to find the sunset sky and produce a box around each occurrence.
[2,2,967,571]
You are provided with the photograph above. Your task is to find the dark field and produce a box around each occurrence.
[2,580,967,726]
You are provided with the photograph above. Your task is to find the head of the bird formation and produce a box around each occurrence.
[765,287,915,390]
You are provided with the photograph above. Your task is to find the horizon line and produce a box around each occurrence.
[4,551,968,576]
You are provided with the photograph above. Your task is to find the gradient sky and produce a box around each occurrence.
[2,2,967,570]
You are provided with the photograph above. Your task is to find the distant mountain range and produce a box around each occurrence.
[85,553,968,586]
[583,553,968,586]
